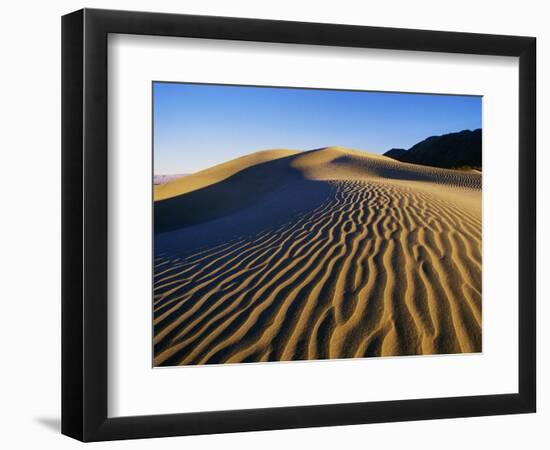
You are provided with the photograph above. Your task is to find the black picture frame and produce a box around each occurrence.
[61,8,536,442]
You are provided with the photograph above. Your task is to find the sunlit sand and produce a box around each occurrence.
[153,147,481,366]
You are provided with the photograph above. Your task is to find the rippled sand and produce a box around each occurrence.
[153,147,481,366]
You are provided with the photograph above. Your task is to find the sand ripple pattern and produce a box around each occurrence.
[154,179,481,366]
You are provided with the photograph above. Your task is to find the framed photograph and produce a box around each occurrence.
[61,8,536,441]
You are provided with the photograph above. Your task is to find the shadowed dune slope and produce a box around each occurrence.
[153,147,482,366]
[155,147,481,232]
[154,149,300,201]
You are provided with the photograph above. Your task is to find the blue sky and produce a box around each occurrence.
[153,82,482,174]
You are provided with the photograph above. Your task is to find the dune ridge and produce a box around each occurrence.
[153,147,481,366]
[154,148,300,201]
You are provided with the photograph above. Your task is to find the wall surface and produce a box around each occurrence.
[0,0,546,448]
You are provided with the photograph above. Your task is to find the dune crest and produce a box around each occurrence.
[154,148,300,201]
[153,146,482,366]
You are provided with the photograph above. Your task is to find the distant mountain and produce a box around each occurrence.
[383,129,481,170]
[384,148,408,159]
[154,174,188,185]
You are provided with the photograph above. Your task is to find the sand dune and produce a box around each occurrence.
[153,147,481,366]
[154,149,300,201]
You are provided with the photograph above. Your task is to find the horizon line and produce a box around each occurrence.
[154,128,482,176]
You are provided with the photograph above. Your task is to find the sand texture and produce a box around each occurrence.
[153,147,481,366]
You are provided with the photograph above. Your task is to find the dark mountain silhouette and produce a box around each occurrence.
[383,129,481,170]
[384,148,407,159]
